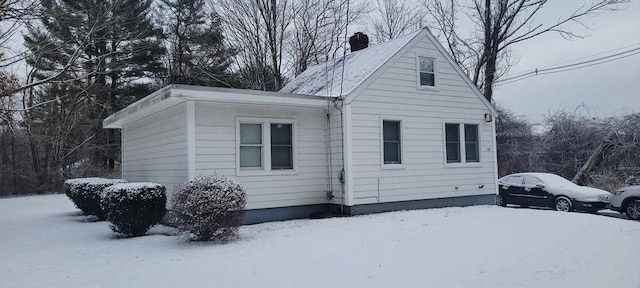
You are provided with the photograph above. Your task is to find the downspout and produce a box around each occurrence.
[338,99,353,210]
[326,101,334,202]
[333,98,346,214]
[491,114,499,196]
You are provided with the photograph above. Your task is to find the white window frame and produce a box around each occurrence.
[238,122,264,170]
[443,120,482,167]
[380,117,405,169]
[416,55,438,90]
[236,117,297,176]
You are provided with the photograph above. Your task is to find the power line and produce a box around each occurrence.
[497,45,640,85]
[507,42,640,75]
[499,50,640,86]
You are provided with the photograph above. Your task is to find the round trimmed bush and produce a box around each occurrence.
[171,175,246,242]
[64,177,127,220]
[100,182,167,237]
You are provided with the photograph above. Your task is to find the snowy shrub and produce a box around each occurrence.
[100,183,166,237]
[171,175,246,242]
[64,177,127,220]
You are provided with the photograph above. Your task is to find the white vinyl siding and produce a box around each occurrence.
[121,103,188,195]
[348,35,497,205]
[195,103,329,210]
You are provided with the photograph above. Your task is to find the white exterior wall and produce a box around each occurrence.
[349,37,497,205]
[121,103,188,193]
[194,103,330,210]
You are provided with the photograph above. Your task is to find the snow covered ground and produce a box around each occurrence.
[1,194,639,288]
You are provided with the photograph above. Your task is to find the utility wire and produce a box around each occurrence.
[499,50,640,86]
[338,0,351,99]
[507,42,640,76]
[497,45,640,85]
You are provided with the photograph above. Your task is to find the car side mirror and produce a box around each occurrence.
[536,184,545,188]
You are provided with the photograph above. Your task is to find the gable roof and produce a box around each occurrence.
[279,30,421,97]
[280,28,498,116]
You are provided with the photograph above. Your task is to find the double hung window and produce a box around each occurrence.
[418,57,436,87]
[383,120,402,165]
[445,123,480,164]
[238,119,294,172]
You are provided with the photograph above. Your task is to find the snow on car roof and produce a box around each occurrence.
[502,173,578,187]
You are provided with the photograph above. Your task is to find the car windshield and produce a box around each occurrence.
[534,174,579,188]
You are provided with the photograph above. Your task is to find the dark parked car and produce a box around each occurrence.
[496,173,611,212]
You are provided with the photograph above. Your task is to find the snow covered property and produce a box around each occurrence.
[103,28,499,224]
[1,195,639,288]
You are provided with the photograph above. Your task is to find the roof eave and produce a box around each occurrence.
[170,85,330,108]
[103,85,180,129]
[103,85,329,129]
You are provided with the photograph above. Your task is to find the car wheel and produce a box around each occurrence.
[554,197,572,212]
[496,194,507,207]
[624,200,640,220]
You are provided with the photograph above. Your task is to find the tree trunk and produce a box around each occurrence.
[572,130,617,184]
[10,127,17,194]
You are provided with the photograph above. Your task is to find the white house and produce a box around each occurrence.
[103,28,499,224]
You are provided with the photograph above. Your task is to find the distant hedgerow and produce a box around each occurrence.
[64,178,127,220]
[101,182,167,237]
[171,175,246,242]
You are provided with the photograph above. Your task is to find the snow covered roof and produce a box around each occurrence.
[103,85,328,129]
[280,30,421,97]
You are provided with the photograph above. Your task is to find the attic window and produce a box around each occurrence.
[419,57,436,87]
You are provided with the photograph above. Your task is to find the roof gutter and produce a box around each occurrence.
[103,84,329,129]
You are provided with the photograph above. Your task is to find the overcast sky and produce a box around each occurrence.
[4,0,638,125]
[492,1,640,124]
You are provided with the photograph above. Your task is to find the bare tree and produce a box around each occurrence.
[213,0,292,91]
[578,113,640,189]
[1,0,39,66]
[421,0,629,102]
[289,0,366,75]
[495,106,536,177]
[0,0,38,98]
[368,0,422,43]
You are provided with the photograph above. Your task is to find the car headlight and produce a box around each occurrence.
[598,194,611,202]
[612,190,625,196]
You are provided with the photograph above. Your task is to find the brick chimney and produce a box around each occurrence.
[349,32,369,52]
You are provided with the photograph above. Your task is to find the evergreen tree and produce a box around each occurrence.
[23,0,166,175]
[160,0,234,87]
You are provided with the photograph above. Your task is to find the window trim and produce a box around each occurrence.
[445,123,461,164]
[416,55,438,90]
[236,117,297,176]
[270,122,294,170]
[380,117,405,169]
[443,120,482,167]
[463,123,480,163]
[239,122,264,169]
